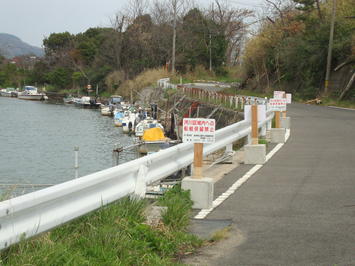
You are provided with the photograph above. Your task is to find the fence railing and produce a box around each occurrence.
[157,78,267,110]
[0,107,274,251]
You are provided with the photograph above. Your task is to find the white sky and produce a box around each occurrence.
[0,0,265,47]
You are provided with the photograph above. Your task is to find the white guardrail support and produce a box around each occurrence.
[0,110,274,250]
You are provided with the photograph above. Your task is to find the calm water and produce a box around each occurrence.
[0,97,137,195]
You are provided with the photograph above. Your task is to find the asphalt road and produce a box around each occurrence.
[203,103,355,265]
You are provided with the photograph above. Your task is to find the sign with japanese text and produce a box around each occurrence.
[286,93,292,104]
[182,118,215,143]
[273,91,285,99]
[268,98,287,111]
[244,105,266,122]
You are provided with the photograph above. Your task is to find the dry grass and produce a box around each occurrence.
[210,226,231,242]
[117,68,170,99]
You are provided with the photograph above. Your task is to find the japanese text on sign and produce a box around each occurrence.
[268,98,287,111]
[182,118,215,143]
[273,91,285,99]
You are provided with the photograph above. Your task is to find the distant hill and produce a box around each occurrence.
[0,33,44,59]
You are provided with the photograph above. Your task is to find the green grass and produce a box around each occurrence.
[258,139,268,145]
[316,97,355,109]
[0,187,202,265]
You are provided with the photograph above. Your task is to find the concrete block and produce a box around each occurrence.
[181,177,214,209]
[244,144,266,165]
[270,128,286,143]
[280,117,291,129]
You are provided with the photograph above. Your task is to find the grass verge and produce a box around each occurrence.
[0,186,202,265]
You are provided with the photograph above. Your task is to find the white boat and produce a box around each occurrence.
[101,105,114,116]
[114,111,125,127]
[0,88,17,97]
[63,95,75,104]
[74,96,101,108]
[18,86,47,100]
[122,111,138,134]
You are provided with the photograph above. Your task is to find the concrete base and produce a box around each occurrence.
[280,117,291,129]
[244,144,266,165]
[181,177,214,209]
[270,128,286,143]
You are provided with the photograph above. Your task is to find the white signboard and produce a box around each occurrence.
[244,105,266,122]
[182,118,215,143]
[286,93,292,104]
[268,98,287,111]
[273,91,285,99]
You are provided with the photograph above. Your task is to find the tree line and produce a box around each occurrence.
[241,0,354,100]
[0,0,353,100]
[0,0,251,95]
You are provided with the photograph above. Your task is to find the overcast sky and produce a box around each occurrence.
[0,0,265,47]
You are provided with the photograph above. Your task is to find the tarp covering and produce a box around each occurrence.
[142,127,166,141]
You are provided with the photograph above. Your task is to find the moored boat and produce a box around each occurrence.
[114,111,125,126]
[135,118,164,137]
[18,86,47,101]
[122,111,139,133]
[138,127,172,154]
[63,95,76,104]
[74,96,101,108]
[0,88,17,97]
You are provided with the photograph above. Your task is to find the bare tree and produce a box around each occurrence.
[109,13,127,69]
[210,0,253,66]
[150,0,170,24]
[125,0,150,21]
[171,0,180,73]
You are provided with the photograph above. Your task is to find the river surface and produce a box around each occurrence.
[0,97,137,196]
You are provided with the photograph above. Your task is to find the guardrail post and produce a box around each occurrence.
[133,165,148,198]
[275,111,281,128]
[193,143,203,178]
[74,146,79,178]
[251,104,258,145]
[244,104,266,165]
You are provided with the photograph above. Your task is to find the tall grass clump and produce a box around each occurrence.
[1,189,201,265]
[158,185,193,231]
[118,68,170,98]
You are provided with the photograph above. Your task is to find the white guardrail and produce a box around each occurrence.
[0,110,274,250]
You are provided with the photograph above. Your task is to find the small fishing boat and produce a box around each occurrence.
[114,111,125,127]
[100,105,114,116]
[122,111,139,134]
[0,88,17,97]
[135,118,164,137]
[18,86,47,100]
[74,96,101,108]
[100,95,123,116]
[63,95,76,104]
[138,127,172,154]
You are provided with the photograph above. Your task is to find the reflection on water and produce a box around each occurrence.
[0,97,137,195]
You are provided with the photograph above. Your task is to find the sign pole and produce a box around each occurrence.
[193,143,203,179]
[283,94,287,118]
[275,111,281,128]
[251,104,258,145]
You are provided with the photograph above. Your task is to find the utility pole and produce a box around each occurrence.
[325,0,336,95]
[172,0,177,73]
[209,33,212,72]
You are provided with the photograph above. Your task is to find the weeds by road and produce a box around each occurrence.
[0,186,202,265]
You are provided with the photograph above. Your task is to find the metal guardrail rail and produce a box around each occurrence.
[0,111,274,250]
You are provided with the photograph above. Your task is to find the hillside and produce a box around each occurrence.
[0,33,44,58]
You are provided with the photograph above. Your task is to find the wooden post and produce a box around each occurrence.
[275,111,281,128]
[193,143,203,178]
[283,94,287,118]
[251,105,258,145]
